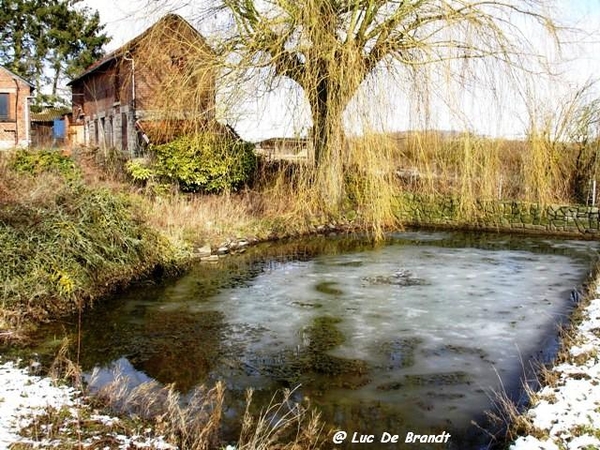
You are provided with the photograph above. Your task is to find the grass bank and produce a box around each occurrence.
[0,150,178,336]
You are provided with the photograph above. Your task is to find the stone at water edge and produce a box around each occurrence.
[193,244,212,258]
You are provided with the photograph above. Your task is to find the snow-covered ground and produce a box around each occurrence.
[511,294,600,450]
[0,359,174,449]
[0,360,77,449]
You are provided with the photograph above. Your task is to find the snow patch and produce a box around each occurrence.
[0,360,77,449]
[511,296,600,450]
[0,359,176,449]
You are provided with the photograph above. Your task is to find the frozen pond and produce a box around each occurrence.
[28,232,599,449]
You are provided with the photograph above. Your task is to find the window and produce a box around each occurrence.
[0,93,9,121]
[170,54,186,70]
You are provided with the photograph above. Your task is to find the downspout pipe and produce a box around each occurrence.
[25,96,34,147]
[123,52,136,118]
[123,51,137,156]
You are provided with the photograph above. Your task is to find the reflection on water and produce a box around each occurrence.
[28,232,599,449]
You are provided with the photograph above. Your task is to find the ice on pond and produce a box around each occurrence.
[34,232,599,449]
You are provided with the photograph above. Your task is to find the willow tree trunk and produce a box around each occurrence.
[299,41,367,210]
[308,77,347,210]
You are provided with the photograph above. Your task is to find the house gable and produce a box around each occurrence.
[0,66,34,149]
[69,14,217,155]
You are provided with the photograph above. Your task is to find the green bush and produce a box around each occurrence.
[11,149,80,181]
[0,183,174,322]
[125,159,155,182]
[146,133,257,193]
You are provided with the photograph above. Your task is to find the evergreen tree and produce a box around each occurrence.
[0,0,39,79]
[0,0,110,108]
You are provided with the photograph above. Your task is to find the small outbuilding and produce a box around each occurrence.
[30,107,72,148]
[255,137,311,160]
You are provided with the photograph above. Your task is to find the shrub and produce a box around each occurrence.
[125,159,155,183]
[147,133,257,193]
[0,158,175,323]
[11,149,80,181]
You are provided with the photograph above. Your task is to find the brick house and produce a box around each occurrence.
[0,66,34,149]
[68,14,217,156]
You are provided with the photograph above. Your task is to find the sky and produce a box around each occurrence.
[80,0,600,141]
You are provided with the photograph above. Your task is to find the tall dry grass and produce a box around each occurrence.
[13,345,322,450]
[92,372,224,450]
[140,191,267,246]
[92,369,324,450]
[238,387,324,450]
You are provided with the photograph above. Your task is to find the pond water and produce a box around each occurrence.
[27,231,599,449]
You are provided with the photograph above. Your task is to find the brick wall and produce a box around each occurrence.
[0,68,32,148]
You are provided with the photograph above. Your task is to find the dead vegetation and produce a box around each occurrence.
[12,360,324,450]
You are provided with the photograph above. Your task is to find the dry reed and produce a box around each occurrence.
[92,369,324,450]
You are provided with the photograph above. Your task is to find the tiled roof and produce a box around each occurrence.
[31,108,70,122]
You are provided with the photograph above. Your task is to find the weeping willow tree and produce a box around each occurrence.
[213,0,559,205]
[525,80,600,204]
[138,0,561,233]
